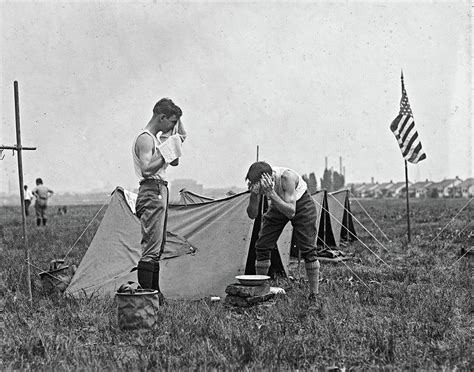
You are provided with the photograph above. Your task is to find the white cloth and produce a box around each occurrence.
[270,287,286,295]
[123,188,138,214]
[24,189,34,201]
[157,134,183,164]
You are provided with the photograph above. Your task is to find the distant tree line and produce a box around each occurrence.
[302,168,345,193]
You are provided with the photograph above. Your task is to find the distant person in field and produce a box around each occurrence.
[132,98,186,302]
[57,206,68,215]
[23,185,33,216]
[32,178,54,226]
[245,161,321,301]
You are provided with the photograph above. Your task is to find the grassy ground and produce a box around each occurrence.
[0,197,472,370]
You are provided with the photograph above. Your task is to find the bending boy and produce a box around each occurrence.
[245,161,320,300]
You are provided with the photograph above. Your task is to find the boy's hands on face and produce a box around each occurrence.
[248,174,274,196]
[260,173,274,196]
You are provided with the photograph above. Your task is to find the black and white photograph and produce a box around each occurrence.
[0,1,472,369]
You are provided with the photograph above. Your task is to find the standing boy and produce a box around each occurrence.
[132,98,186,302]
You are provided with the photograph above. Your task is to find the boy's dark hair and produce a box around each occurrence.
[245,161,273,185]
[153,98,182,119]
[36,178,43,185]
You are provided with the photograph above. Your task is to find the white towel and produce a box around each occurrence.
[270,287,286,295]
[158,134,182,164]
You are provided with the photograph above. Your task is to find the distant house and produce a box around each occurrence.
[373,182,395,198]
[387,182,410,198]
[361,183,380,198]
[347,183,368,198]
[429,178,463,198]
[410,180,433,198]
[458,178,474,198]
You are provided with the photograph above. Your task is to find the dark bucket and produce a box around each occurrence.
[116,289,161,330]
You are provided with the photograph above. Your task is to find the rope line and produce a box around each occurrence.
[332,193,390,252]
[450,221,473,243]
[430,198,472,244]
[450,246,473,267]
[63,200,109,261]
[317,235,370,289]
[26,259,71,286]
[349,191,391,242]
[312,198,390,267]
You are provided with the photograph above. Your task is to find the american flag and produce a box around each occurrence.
[390,73,426,163]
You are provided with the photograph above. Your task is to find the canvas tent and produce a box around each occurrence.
[178,189,215,205]
[66,187,292,300]
[66,186,357,299]
[327,190,358,247]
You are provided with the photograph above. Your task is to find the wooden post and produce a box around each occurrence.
[14,81,33,302]
[0,82,37,302]
[404,160,411,244]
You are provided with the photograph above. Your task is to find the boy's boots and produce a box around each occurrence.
[137,260,165,305]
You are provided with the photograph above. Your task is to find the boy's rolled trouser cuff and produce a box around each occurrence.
[305,260,320,295]
[255,260,271,276]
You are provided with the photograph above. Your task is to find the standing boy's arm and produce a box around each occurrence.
[135,133,166,177]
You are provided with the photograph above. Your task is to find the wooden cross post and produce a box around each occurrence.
[0,81,37,302]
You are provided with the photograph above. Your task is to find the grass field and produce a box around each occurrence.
[0,197,472,370]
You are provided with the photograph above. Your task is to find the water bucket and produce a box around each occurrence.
[116,289,161,330]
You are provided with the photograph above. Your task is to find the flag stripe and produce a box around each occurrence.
[408,142,424,162]
[403,131,419,157]
[401,121,415,145]
[396,115,412,138]
[409,150,426,164]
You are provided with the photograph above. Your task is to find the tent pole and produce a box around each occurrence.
[405,160,411,244]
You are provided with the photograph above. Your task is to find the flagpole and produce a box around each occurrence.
[404,160,411,243]
[391,70,425,245]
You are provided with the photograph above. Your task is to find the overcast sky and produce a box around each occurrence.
[1,1,472,194]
